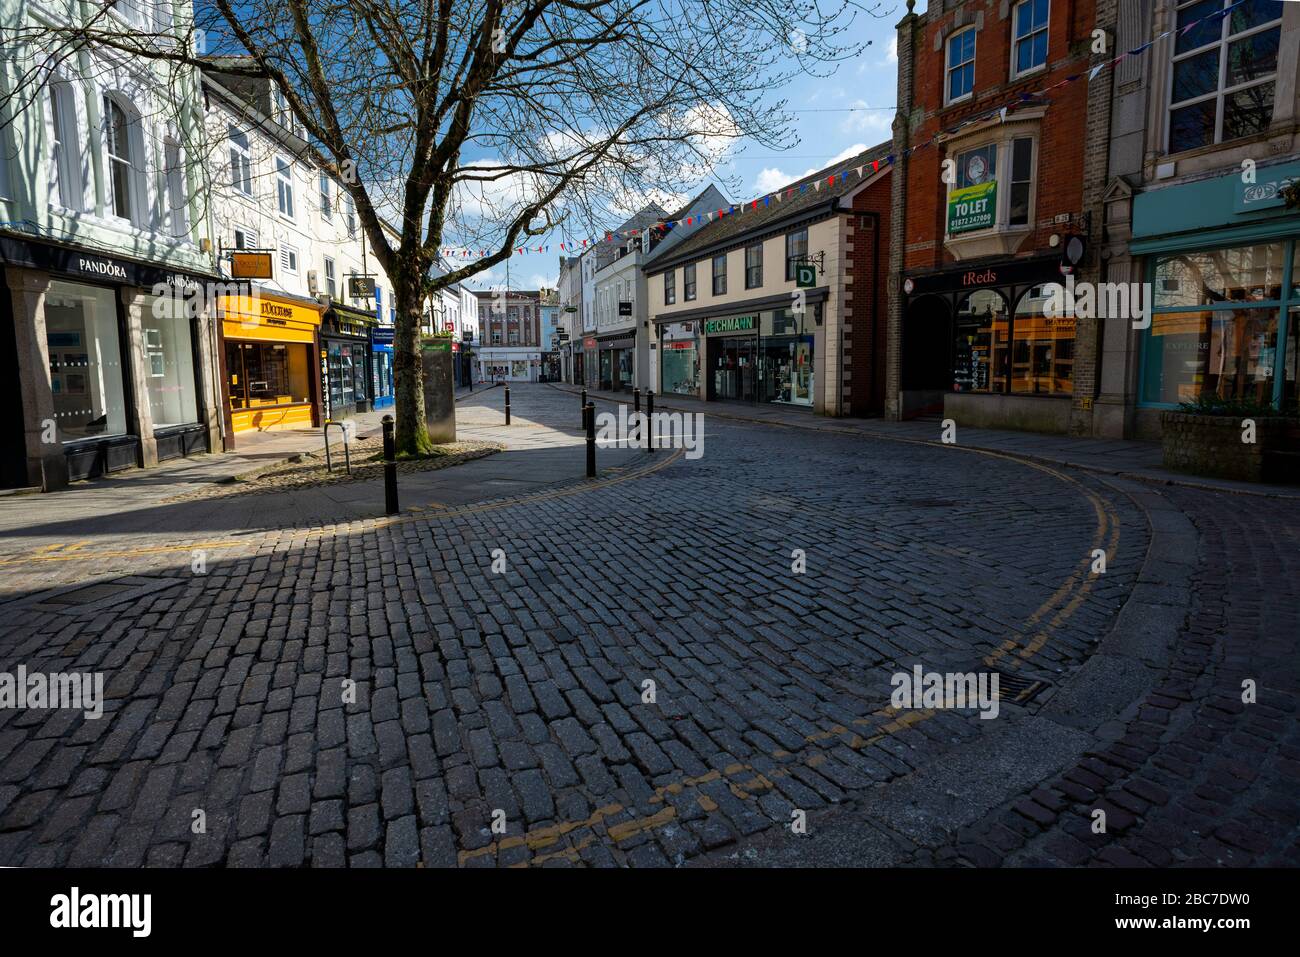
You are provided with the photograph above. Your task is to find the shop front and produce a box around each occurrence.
[1129,159,1300,436]
[2,235,221,488]
[579,337,595,387]
[321,304,375,419]
[217,290,325,442]
[659,320,700,397]
[699,308,817,408]
[596,332,634,391]
[371,324,394,409]
[901,256,1076,432]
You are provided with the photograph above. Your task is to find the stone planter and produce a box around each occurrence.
[1159,411,1292,482]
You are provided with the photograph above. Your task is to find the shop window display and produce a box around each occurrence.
[952,289,1009,393]
[141,292,199,428]
[45,280,128,441]
[225,341,311,409]
[1011,286,1074,395]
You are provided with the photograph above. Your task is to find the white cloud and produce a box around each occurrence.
[887,36,898,64]
[840,102,894,137]
[750,143,872,195]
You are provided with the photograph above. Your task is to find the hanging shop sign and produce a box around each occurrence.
[348,276,376,298]
[703,315,758,336]
[795,263,817,288]
[230,251,274,280]
[947,180,997,235]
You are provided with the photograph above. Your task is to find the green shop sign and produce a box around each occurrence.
[947,180,996,235]
[704,315,757,335]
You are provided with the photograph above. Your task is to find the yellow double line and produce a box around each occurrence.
[457,450,1125,867]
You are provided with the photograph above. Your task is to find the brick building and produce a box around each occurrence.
[475,289,543,382]
[888,0,1113,434]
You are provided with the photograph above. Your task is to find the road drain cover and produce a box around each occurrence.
[20,576,185,614]
[990,668,1050,705]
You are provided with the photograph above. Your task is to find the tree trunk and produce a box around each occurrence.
[392,270,434,457]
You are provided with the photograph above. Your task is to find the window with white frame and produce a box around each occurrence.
[1012,0,1049,77]
[1167,0,1283,154]
[946,135,1036,234]
[1008,137,1034,226]
[276,156,294,218]
[228,127,252,195]
[319,172,332,219]
[946,28,976,103]
[234,226,257,249]
[323,257,336,298]
[103,95,139,224]
[345,195,356,237]
[273,87,302,137]
[49,80,81,209]
[164,138,187,238]
[281,245,298,274]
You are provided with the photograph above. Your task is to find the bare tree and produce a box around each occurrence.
[4,0,881,455]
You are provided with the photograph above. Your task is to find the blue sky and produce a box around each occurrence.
[468,5,904,291]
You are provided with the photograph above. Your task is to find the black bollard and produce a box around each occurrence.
[580,388,587,427]
[382,415,399,515]
[633,388,641,414]
[504,386,511,425]
[645,390,655,453]
[585,403,596,477]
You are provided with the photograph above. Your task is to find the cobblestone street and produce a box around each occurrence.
[0,385,1295,868]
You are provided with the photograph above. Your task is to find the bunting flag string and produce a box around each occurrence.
[440,0,1245,261]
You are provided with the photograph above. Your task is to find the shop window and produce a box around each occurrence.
[684,262,697,300]
[952,289,1010,393]
[225,340,310,409]
[1012,0,1049,77]
[1142,308,1279,405]
[276,156,295,219]
[664,270,675,305]
[141,292,198,427]
[1168,0,1282,153]
[103,95,140,224]
[164,138,187,238]
[946,27,976,104]
[228,127,252,195]
[1008,138,1033,226]
[785,228,808,281]
[1154,243,1285,308]
[45,281,128,442]
[745,243,763,289]
[49,80,82,209]
[1011,286,1074,395]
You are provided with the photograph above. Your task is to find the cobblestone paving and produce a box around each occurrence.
[0,385,1178,867]
[936,485,1300,868]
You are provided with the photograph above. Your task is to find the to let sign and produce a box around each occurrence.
[947,180,996,235]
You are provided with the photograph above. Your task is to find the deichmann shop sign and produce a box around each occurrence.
[703,315,757,336]
[947,180,996,235]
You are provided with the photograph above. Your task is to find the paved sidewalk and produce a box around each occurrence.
[551,383,1300,499]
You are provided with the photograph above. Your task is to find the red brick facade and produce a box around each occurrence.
[846,177,891,416]
[903,0,1095,274]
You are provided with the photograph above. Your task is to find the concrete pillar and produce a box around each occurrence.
[5,267,67,490]
[193,300,223,453]
[120,286,158,468]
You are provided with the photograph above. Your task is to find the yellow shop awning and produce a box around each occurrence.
[219,291,325,344]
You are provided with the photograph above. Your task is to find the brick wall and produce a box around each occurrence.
[845,173,892,416]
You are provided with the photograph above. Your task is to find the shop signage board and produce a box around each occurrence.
[371,326,395,345]
[348,276,377,298]
[704,315,757,335]
[230,252,273,280]
[618,301,633,316]
[796,264,817,288]
[947,181,997,235]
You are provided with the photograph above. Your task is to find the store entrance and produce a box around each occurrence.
[0,287,29,488]
[710,336,757,402]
